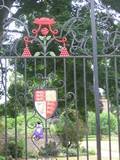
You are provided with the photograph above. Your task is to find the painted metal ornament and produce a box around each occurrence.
[60,47,69,57]
[34,89,58,119]
[22,47,32,57]
[22,17,70,57]
[32,122,44,140]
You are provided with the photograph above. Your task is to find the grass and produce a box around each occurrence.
[54,157,118,160]
[81,135,119,160]
[26,156,118,160]
[85,135,118,141]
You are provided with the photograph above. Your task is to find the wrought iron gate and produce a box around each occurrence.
[0,0,120,160]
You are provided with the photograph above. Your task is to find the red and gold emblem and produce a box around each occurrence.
[34,89,58,119]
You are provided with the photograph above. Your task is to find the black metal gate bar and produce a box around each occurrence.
[83,58,89,160]
[53,58,56,75]
[63,58,69,160]
[14,58,18,160]
[105,57,112,160]
[4,59,8,160]
[34,58,37,77]
[24,59,28,159]
[90,0,101,160]
[44,57,48,149]
[73,57,79,160]
[114,57,120,160]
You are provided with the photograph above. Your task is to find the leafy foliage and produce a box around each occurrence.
[54,109,85,147]
[0,119,4,155]
[0,156,5,160]
[88,112,96,135]
[39,141,59,157]
[100,112,117,135]
[101,0,120,12]
[88,112,117,135]
[6,139,24,158]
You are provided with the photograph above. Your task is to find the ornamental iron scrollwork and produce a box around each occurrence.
[0,60,6,99]
[0,0,120,57]
[22,17,70,57]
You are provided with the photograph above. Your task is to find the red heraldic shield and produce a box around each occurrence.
[34,89,58,119]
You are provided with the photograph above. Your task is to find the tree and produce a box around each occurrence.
[101,0,120,13]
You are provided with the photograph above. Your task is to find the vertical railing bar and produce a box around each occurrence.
[114,57,120,160]
[54,58,56,75]
[63,58,69,160]
[24,59,27,159]
[105,57,112,160]
[73,58,79,160]
[90,0,101,160]
[44,57,48,150]
[34,58,37,77]
[83,58,89,160]
[4,58,8,160]
[14,58,18,160]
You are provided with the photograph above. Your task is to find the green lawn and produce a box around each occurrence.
[28,136,119,160]
[55,157,118,160]
[81,135,119,160]
[27,156,118,160]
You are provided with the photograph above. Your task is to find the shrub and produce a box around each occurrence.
[17,115,25,125]
[0,105,4,116]
[0,119,4,154]
[60,147,77,156]
[89,149,96,155]
[27,152,36,158]
[80,146,95,155]
[88,111,117,135]
[39,141,59,157]
[0,156,5,160]
[100,112,117,135]
[60,146,95,156]
[54,109,85,147]
[7,118,15,129]
[7,139,24,158]
[88,112,96,135]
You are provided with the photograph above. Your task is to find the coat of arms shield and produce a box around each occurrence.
[34,89,58,119]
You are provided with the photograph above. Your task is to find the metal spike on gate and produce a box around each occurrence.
[60,47,69,57]
[22,47,32,57]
